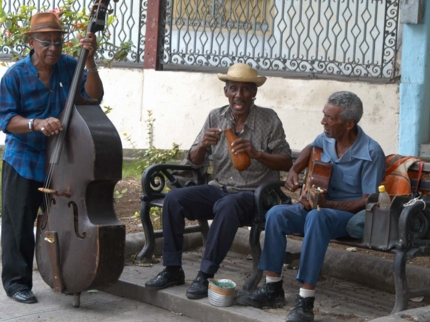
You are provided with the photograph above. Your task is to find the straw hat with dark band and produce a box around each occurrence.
[23,12,65,36]
[217,63,267,87]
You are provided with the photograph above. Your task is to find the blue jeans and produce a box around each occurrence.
[346,209,366,239]
[258,203,355,286]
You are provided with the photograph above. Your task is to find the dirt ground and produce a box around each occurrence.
[113,178,430,270]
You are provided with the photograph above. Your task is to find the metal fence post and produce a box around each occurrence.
[143,0,162,70]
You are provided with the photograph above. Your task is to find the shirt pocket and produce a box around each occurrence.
[342,173,359,186]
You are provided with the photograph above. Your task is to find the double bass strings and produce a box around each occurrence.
[42,129,67,232]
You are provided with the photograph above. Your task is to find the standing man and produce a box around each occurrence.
[0,12,102,304]
[237,91,385,322]
[145,63,293,299]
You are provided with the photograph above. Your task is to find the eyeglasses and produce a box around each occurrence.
[32,37,63,48]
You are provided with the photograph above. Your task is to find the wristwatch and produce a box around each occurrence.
[28,118,34,131]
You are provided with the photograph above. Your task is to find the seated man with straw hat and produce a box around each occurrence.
[145,63,293,299]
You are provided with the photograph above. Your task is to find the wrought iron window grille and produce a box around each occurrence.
[162,0,401,82]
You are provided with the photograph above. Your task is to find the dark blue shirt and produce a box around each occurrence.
[0,51,89,182]
[311,125,386,201]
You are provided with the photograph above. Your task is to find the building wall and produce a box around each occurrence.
[399,2,430,156]
[0,65,400,155]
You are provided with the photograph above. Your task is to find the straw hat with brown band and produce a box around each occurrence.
[217,63,267,87]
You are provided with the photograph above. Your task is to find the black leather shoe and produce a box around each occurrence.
[236,280,286,308]
[286,295,315,322]
[145,268,185,290]
[186,276,209,299]
[9,290,38,304]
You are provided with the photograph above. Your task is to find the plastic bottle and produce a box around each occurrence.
[378,185,391,210]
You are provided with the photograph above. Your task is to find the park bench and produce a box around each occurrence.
[134,157,430,314]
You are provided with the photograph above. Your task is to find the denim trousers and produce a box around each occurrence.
[346,209,366,239]
[258,203,355,286]
[161,184,255,275]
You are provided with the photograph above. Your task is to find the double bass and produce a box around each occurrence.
[36,0,125,307]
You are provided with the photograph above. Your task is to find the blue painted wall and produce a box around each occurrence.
[399,2,430,156]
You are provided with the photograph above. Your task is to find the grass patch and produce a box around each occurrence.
[122,159,145,180]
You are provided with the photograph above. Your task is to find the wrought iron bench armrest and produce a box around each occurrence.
[242,180,291,292]
[134,163,209,264]
[253,180,290,223]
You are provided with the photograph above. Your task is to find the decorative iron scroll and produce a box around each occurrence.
[160,0,400,81]
[0,0,147,63]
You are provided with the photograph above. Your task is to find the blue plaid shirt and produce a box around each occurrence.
[0,51,90,182]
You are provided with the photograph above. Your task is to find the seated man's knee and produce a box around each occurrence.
[213,198,239,223]
[346,209,366,239]
[304,209,331,227]
[165,187,183,200]
[164,187,190,207]
[266,205,288,224]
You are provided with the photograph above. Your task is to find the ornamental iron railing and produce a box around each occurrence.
[160,0,400,81]
[2,0,400,81]
[0,0,147,64]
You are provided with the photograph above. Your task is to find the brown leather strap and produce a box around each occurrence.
[415,161,425,192]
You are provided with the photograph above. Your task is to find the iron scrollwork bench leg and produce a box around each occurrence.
[391,199,430,313]
[134,196,156,264]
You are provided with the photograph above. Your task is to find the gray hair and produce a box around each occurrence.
[327,91,363,124]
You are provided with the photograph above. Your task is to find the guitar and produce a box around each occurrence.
[303,147,332,209]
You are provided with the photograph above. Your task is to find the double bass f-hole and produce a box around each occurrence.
[69,201,86,239]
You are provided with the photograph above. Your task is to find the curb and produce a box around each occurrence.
[126,228,430,295]
[123,227,430,322]
[125,230,204,263]
[369,306,430,321]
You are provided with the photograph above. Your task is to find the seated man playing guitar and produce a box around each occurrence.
[237,91,386,322]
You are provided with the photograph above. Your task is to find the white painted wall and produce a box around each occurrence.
[116,68,399,155]
[0,65,399,155]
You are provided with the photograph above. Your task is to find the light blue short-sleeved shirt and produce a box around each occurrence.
[311,125,386,201]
